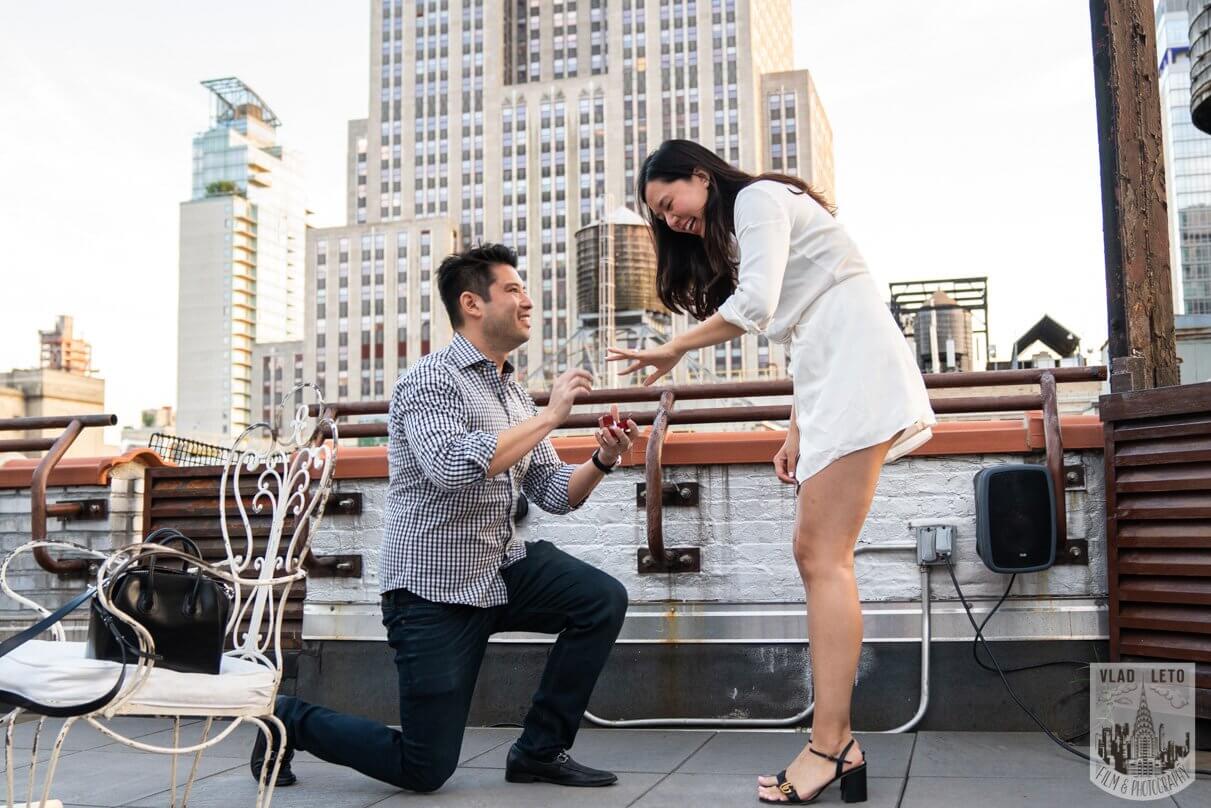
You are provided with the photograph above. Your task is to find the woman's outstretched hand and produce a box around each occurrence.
[606,343,685,386]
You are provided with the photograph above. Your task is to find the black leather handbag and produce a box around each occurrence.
[86,528,232,675]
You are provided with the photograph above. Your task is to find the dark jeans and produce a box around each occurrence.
[275,540,628,792]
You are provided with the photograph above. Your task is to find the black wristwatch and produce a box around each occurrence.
[591,449,621,474]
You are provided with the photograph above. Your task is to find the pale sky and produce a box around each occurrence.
[0,1,1108,434]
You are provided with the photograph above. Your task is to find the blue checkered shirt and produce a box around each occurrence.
[380,333,580,607]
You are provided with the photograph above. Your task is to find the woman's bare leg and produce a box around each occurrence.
[757,436,895,802]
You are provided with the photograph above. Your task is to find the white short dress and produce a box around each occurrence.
[717,180,936,484]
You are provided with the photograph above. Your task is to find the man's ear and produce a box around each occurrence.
[459,290,484,322]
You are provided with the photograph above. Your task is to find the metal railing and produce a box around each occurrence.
[0,414,117,577]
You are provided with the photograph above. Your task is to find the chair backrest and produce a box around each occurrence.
[218,383,337,664]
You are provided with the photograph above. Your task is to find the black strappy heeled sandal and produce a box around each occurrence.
[758,737,867,804]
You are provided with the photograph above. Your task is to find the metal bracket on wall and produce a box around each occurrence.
[307,554,364,578]
[637,547,701,574]
[1055,539,1088,566]
[636,482,699,507]
[1063,464,1086,490]
[47,499,108,522]
[324,492,363,516]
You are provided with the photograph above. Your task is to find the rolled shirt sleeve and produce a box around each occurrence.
[521,436,580,514]
[716,183,792,335]
[393,366,498,492]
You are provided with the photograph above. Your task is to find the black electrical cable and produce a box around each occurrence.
[971,574,1095,675]
[943,558,1211,777]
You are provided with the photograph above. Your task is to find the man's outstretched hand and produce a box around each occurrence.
[545,368,594,425]
[595,403,640,464]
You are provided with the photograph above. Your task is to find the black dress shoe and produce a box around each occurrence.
[249,722,297,787]
[505,745,618,787]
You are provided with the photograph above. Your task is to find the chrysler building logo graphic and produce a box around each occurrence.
[1090,663,1195,800]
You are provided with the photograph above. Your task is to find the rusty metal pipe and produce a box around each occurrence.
[319,394,1050,440]
[30,419,92,576]
[643,391,676,572]
[307,366,1106,416]
[45,502,86,518]
[919,366,1105,388]
[0,439,57,453]
[1039,372,1067,554]
[318,422,380,439]
[930,395,1043,414]
[0,414,116,432]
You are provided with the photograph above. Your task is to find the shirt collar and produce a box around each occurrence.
[449,332,515,377]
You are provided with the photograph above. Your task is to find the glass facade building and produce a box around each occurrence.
[177,79,307,441]
[1157,0,1211,314]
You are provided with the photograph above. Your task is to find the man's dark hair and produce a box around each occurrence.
[436,243,518,328]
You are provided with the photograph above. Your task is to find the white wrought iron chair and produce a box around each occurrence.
[0,384,337,807]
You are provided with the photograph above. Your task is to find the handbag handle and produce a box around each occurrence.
[0,586,132,717]
[137,528,208,616]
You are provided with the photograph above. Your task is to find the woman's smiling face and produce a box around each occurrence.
[644,171,710,237]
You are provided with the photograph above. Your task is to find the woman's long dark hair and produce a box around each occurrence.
[637,139,835,320]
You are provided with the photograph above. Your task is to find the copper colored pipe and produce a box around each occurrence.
[643,390,676,570]
[309,366,1108,416]
[1039,372,1068,554]
[31,419,92,576]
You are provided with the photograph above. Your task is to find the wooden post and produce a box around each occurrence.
[1089,0,1180,391]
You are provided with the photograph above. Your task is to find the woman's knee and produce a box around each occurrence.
[792,530,854,579]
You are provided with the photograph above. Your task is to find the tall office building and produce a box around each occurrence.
[1157,0,1211,314]
[178,78,308,441]
[307,0,833,400]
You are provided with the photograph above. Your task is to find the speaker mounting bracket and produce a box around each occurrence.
[1063,464,1086,490]
[1055,539,1088,565]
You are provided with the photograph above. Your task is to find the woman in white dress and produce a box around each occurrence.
[608,140,935,805]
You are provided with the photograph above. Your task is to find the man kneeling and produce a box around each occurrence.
[255,244,635,792]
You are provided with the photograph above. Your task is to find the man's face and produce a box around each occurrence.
[478,263,533,349]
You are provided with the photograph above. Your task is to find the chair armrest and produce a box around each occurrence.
[0,540,109,642]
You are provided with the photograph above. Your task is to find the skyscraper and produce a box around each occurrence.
[177,78,308,441]
[306,0,833,400]
[1157,0,1211,314]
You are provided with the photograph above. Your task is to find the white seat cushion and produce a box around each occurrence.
[0,641,276,715]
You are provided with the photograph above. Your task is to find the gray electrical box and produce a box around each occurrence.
[912,522,956,565]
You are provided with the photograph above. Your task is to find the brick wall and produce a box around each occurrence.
[0,477,143,639]
[305,450,1106,606]
[0,450,1105,638]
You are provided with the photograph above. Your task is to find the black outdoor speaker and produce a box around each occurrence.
[974,464,1056,573]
